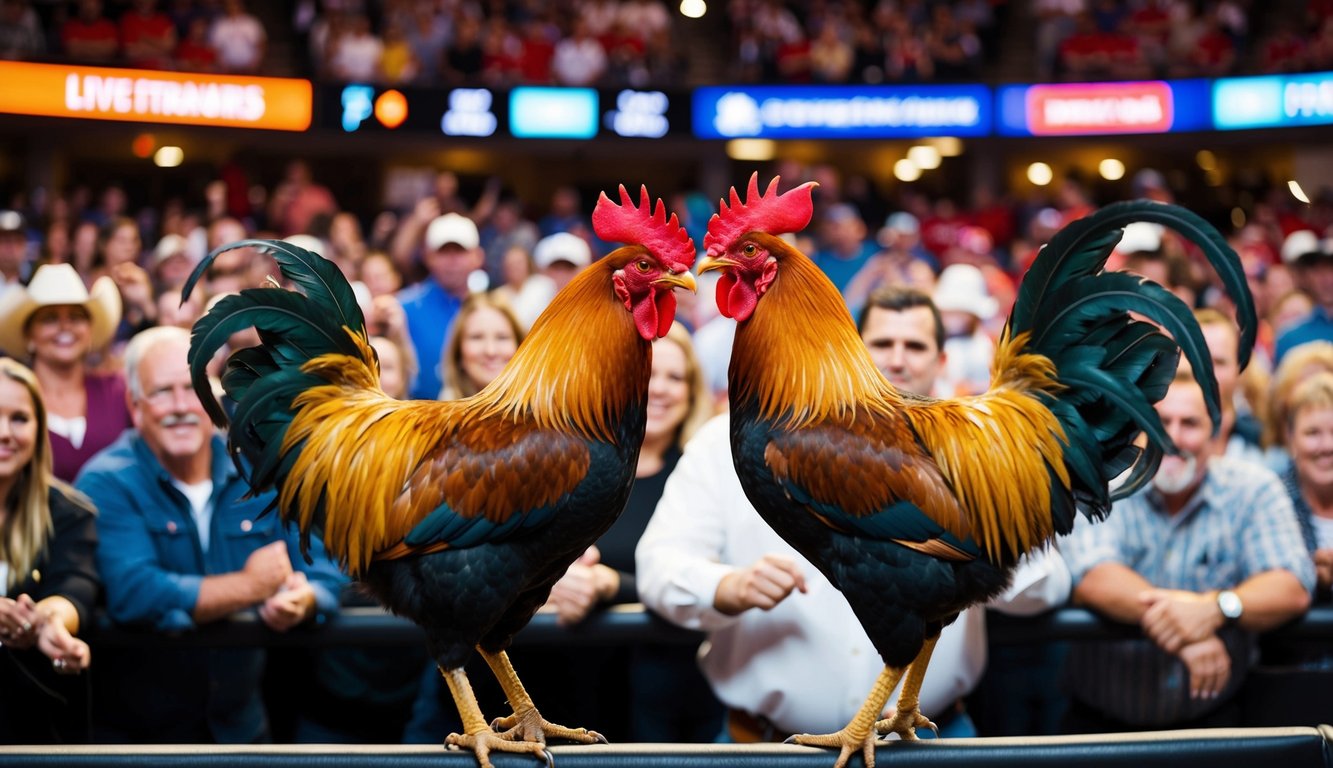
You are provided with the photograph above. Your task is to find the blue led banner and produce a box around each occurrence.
[692,84,991,139]
[1214,71,1333,130]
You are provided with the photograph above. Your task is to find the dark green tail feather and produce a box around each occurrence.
[1009,201,1256,521]
[183,239,371,501]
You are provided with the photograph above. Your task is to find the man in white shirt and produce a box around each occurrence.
[638,287,1070,740]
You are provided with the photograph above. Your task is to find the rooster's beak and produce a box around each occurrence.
[655,270,697,293]
[697,256,735,275]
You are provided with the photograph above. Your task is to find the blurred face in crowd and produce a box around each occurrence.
[102,220,141,268]
[1290,403,1333,495]
[359,253,401,298]
[26,305,92,367]
[131,337,211,463]
[458,305,517,391]
[501,246,533,289]
[861,305,944,397]
[156,288,203,330]
[645,336,690,445]
[1301,258,1333,310]
[1200,321,1239,406]
[1153,380,1214,498]
[425,243,481,297]
[0,230,24,278]
[0,375,37,486]
[371,336,406,400]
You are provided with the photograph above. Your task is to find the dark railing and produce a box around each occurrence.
[87,604,1333,649]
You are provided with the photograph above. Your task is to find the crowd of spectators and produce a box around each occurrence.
[0,157,1331,744]
[1041,0,1333,81]
[5,0,1333,86]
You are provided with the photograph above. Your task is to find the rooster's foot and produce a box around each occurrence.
[490,706,608,746]
[785,728,878,768]
[874,708,937,740]
[446,728,554,768]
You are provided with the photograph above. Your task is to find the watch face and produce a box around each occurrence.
[1219,590,1243,619]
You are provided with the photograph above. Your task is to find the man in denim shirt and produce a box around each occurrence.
[78,326,341,743]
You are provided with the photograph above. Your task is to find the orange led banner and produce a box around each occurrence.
[0,61,312,131]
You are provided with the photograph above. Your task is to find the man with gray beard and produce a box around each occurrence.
[75,326,341,743]
[1058,372,1314,732]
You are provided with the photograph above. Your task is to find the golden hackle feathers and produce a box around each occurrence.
[903,332,1072,562]
[479,253,650,443]
[742,240,1073,563]
[279,331,459,575]
[274,258,651,575]
[730,235,903,430]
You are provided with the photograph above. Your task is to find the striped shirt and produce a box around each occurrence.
[1059,456,1315,726]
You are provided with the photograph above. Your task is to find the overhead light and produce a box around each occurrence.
[930,137,963,157]
[153,146,184,168]
[679,0,706,18]
[131,133,156,158]
[1027,162,1053,186]
[907,145,941,170]
[1196,150,1217,171]
[725,138,775,161]
[893,159,921,182]
[1204,169,1223,187]
[1099,158,1125,181]
[1230,207,1246,229]
[1289,179,1311,204]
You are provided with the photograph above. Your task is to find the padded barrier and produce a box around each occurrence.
[88,604,1333,649]
[2,726,1331,767]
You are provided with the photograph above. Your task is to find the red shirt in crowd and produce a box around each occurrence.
[61,15,119,61]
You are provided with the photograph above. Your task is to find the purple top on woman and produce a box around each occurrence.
[50,371,132,482]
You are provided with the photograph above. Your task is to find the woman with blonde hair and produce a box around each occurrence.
[1262,341,1333,467]
[0,357,99,743]
[437,293,525,400]
[0,263,130,481]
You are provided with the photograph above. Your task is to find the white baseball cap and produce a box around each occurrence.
[425,213,480,251]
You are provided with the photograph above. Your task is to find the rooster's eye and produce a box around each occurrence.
[743,243,757,256]
[635,260,652,273]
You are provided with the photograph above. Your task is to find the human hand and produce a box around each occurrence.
[109,262,156,319]
[36,617,91,674]
[258,571,316,632]
[1177,634,1231,700]
[1139,588,1224,653]
[0,594,42,650]
[413,196,441,225]
[713,553,808,615]
[244,540,293,599]
[545,547,620,627]
[1314,549,1333,592]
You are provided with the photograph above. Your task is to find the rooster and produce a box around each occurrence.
[182,186,696,768]
[700,175,1254,768]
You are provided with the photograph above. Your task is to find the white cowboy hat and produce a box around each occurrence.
[0,263,121,356]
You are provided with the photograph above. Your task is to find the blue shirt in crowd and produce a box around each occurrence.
[77,430,342,743]
[399,278,462,400]
[1274,305,1333,366]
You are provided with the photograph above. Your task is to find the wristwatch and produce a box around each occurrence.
[1217,589,1243,625]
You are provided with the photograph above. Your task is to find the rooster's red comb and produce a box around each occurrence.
[703,173,817,256]
[592,185,695,273]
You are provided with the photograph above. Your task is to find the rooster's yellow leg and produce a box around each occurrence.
[441,666,552,768]
[786,664,907,768]
[875,637,941,739]
[479,648,609,745]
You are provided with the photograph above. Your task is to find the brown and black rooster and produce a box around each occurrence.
[183,186,695,768]
[701,174,1254,767]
